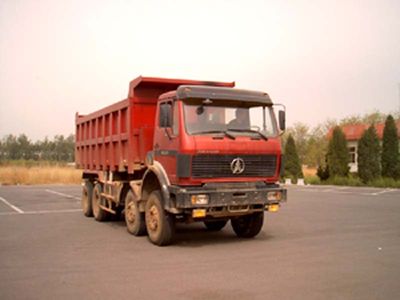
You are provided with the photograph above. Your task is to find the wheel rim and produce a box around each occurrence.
[126,201,136,224]
[147,204,159,232]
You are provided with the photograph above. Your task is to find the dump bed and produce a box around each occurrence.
[75,76,234,173]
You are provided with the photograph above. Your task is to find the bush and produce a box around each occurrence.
[305,174,400,188]
[304,176,321,185]
[369,177,400,189]
[329,176,363,186]
[317,164,329,181]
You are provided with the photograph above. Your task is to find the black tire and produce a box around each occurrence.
[92,183,111,222]
[82,181,93,217]
[204,220,228,231]
[125,190,147,236]
[231,212,264,238]
[145,190,175,246]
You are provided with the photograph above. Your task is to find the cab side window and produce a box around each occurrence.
[159,102,172,128]
[159,101,179,136]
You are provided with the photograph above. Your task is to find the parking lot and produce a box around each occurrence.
[0,184,399,299]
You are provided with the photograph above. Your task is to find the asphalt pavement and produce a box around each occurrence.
[0,184,399,300]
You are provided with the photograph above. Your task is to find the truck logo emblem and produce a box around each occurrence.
[231,158,245,174]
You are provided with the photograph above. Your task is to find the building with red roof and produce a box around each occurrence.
[328,120,400,172]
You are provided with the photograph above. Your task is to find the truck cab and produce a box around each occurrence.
[143,85,286,244]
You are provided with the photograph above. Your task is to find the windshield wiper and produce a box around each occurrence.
[227,128,269,141]
[192,130,236,140]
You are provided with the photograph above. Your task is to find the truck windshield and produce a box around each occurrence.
[183,101,278,138]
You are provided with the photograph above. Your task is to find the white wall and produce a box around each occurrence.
[347,140,358,173]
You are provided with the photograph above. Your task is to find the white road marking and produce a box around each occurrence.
[292,186,399,196]
[0,196,24,214]
[45,189,80,201]
[0,189,82,216]
[0,208,81,216]
[371,189,395,196]
[337,186,350,190]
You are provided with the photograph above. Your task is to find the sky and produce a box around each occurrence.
[1,0,399,140]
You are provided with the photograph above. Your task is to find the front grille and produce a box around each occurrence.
[192,154,277,178]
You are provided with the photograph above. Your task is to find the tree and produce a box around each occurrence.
[327,126,349,177]
[357,125,381,183]
[53,134,75,162]
[381,115,399,178]
[39,137,56,160]
[304,125,328,167]
[284,122,309,164]
[361,111,386,125]
[284,134,303,180]
[339,114,362,126]
[339,111,387,126]
[2,135,18,160]
[0,134,75,162]
[0,139,3,161]
[16,134,33,160]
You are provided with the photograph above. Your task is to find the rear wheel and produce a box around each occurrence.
[92,183,111,222]
[231,212,264,238]
[145,190,175,246]
[204,220,228,231]
[125,190,146,236]
[82,181,93,217]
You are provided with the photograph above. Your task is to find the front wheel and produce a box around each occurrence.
[231,212,264,238]
[125,190,146,236]
[145,190,175,246]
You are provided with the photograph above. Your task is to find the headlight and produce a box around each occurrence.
[267,191,282,201]
[191,194,209,205]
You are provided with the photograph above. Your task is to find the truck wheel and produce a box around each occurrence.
[92,183,111,222]
[204,220,228,231]
[145,190,175,246]
[82,181,93,217]
[231,212,264,238]
[125,190,147,236]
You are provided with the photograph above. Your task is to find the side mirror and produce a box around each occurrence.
[159,103,172,128]
[278,110,286,131]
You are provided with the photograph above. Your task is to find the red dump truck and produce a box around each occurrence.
[75,76,287,246]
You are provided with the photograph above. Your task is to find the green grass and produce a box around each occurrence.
[304,176,321,185]
[369,177,400,188]
[304,175,400,188]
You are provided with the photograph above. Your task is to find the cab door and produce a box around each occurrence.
[153,100,180,184]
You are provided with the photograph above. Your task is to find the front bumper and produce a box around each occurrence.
[169,182,287,217]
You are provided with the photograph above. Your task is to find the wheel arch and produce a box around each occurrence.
[141,161,171,209]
